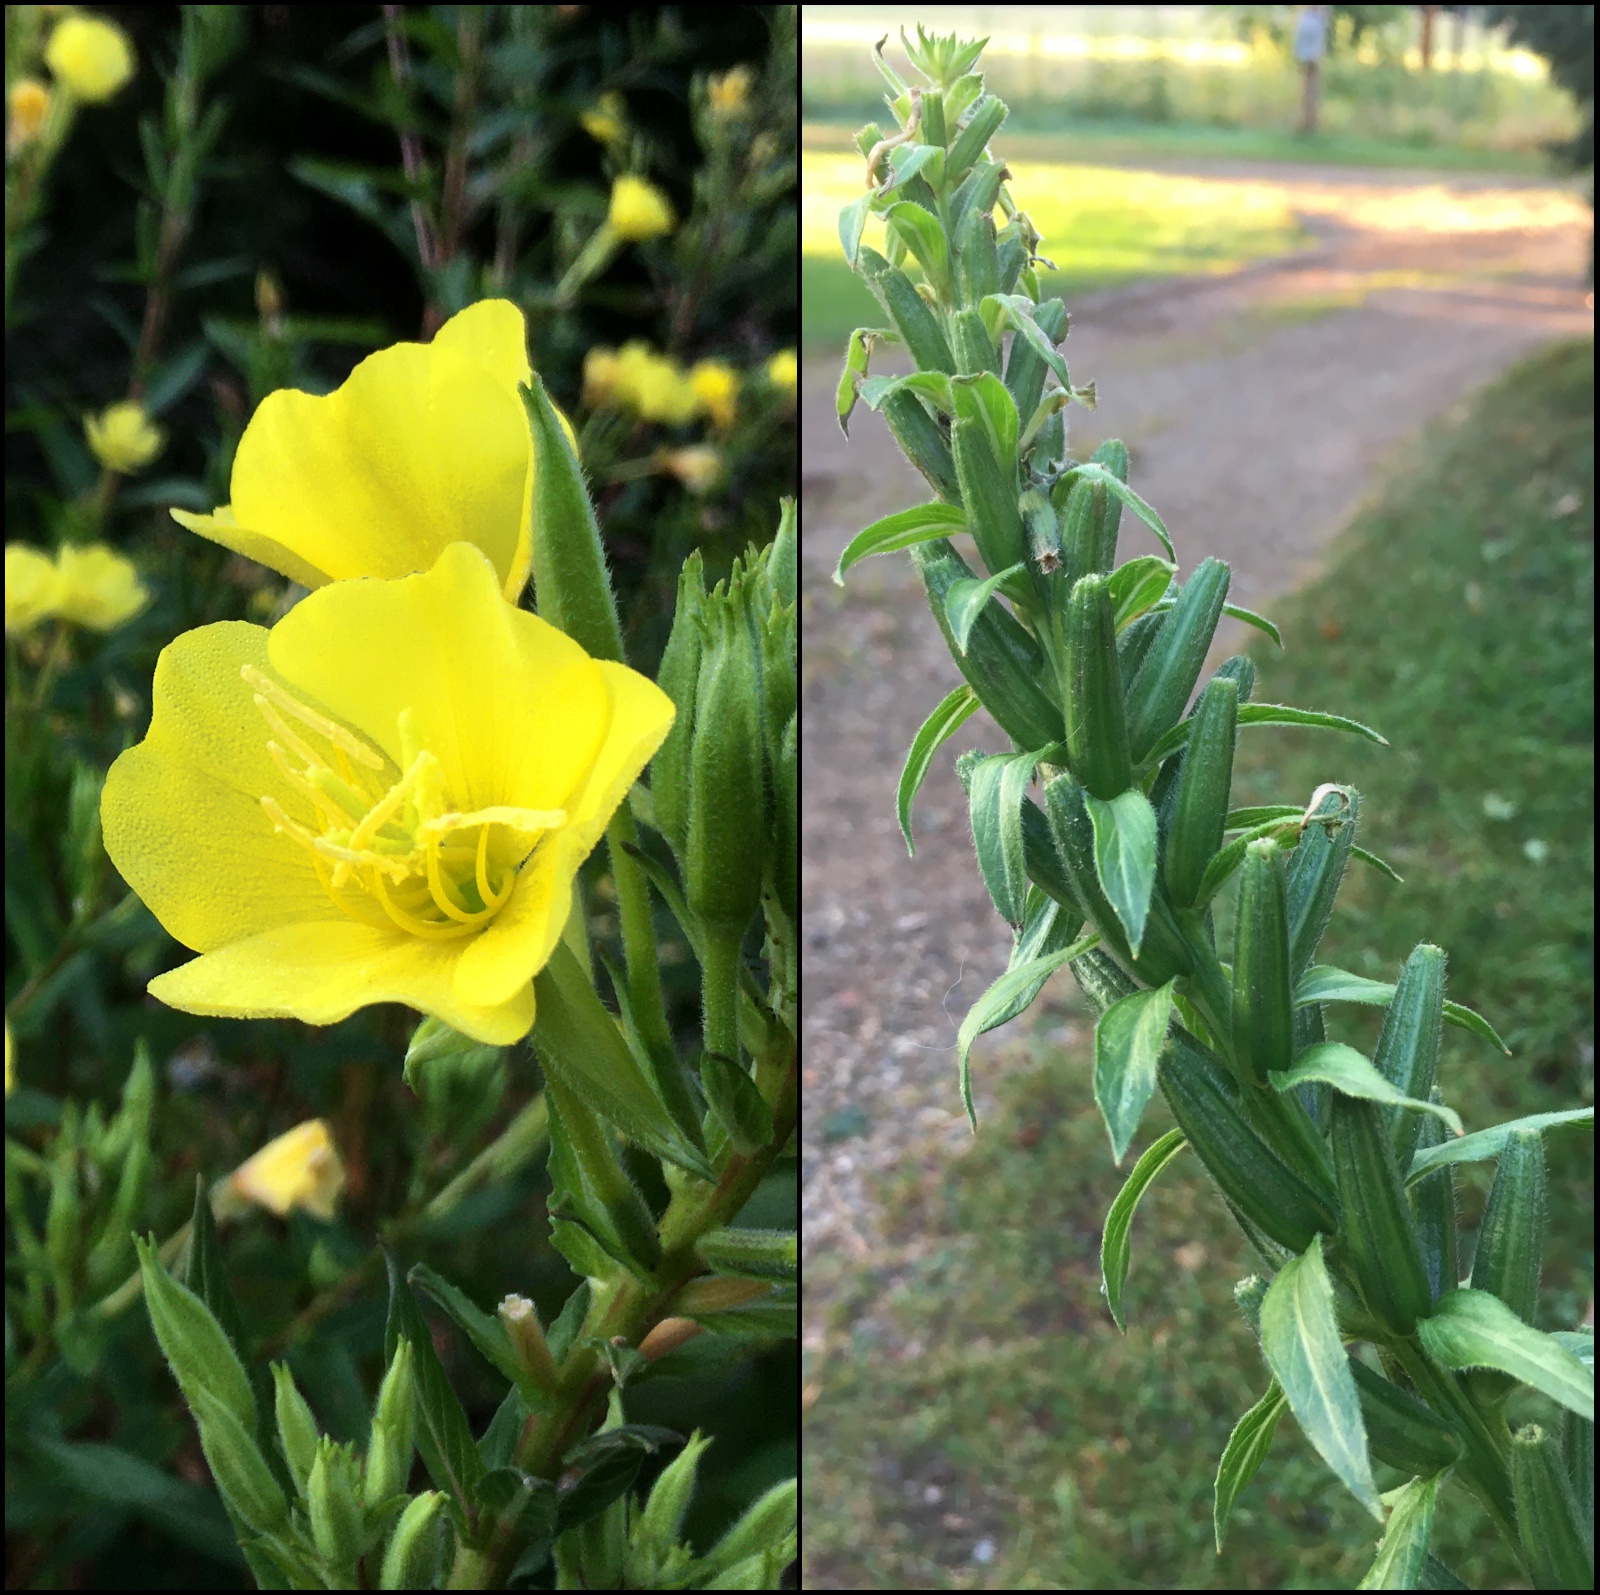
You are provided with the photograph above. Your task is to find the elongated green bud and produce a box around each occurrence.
[947,94,1007,182]
[699,1477,799,1580]
[859,248,956,374]
[695,1227,797,1283]
[685,570,767,938]
[771,713,797,926]
[1232,838,1294,1086]
[759,593,797,766]
[996,230,1027,294]
[308,1438,364,1575]
[919,88,948,147]
[951,307,998,375]
[1115,607,1165,690]
[271,1362,321,1497]
[1331,1096,1433,1335]
[1468,1128,1547,1406]
[192,1384,288,1533]
[881,389,960,501]
[1124,557,1231,762]
[45,1142,82,1309]
[1373,944,1445,1169]
[1561,1408,1593,1546]
[85,1134,151,1291]
[909,539,1063,749]
[1057,477,1113,589]
[1234,1274,1269,1334]
[1019,488,1061,575]
[522,375,623,662]
[651,552,706,857]
[137,1235,255,1431]
[1212,653,1256,704]
[365,1337,415,1506]
[1512,1424,1594,1591]
[1156,1034,1335,1254]
[380,1491,447,1590]
[1408,1102,1459,1301]
[634,1429,711,1559]
[770,497,797,607]
[954,207,1000,309]
[951,410,1025,577]
[1348,1358,1463,1476]
[1284,785,1357,976]
[1164,676,1238,908]
[1061,574,1133,799]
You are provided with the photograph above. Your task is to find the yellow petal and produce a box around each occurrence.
[169,505,330,591]
[266,543,611,816]
[53,544,149,631]
[228,1120,346,1220]
[5,544,62,634]
[564,661,676,855]
[151,919,536,1045]
[101,622,336,952]
[45,15,135,103]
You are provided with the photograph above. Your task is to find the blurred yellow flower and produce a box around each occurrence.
[85,400,164,474]
[688,361,739,430]
[227,1120,346,1220]
[707,65,754,118]
[608,174,674,242]
[582,346,623,408]
[45,14,135,103]
[608,343,699,425]
[55,544,150,631]
[6,544,63,635]
[580,90,626,145]
[5,1021,13,1097]
[659,445,723,495]
[170,300,572,604]
[8,78,51,147]
[101,543,674,1045]
[766,348,797,396]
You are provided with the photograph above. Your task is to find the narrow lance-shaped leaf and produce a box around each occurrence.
[835,503,968,583]
[1094,982,1174,1165]
[1269,1043,1463,1137]
[1141,702,1389,769]
[1214,1381,1287,1554]
[897,686,980,855]
[946,564,1028,654]
[1358,1474,1441,1591]
[1294,966,1509,1056]
[1405,1108,1592,1184]
[968,751,1040,929]
[1084,789,1158,956]
[1100,1128,1186,1332]
[1416,1289,1594,1421]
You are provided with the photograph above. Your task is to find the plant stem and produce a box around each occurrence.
[700,929,742,1064]
[606,804,673,1063]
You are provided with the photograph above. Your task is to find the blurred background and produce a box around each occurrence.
[801,5,1592,1588]
[6,6,796,1588]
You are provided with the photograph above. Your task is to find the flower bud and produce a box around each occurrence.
[380,1490,448,1590]
[707,65,754,119]
[191,1384,289,1533]
[771,713,797,927]
[699,1477,797,1578]
[84,402,164,474]
[608,174,675,241]
[685,567,767,938]
[308,1437,364,1576]
[498,1295,560,1398]
[45,1142,83,1309]
[652,553,706,857]
[271,1361,321,1496]
[227,1120,346,1221]
[364,1338,416,1505]
[769,497,797,608]
[45,15,136,103]
[634,1430,711,1560]
[580,91,626,146]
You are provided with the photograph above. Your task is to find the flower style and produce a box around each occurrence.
[101,543,673,1044]
[85,400,164,474]
[608,175,675,242]
[45,14,136,103]
[688,360,739,430]
[225,1120,346,1220]
[171,300,564,602]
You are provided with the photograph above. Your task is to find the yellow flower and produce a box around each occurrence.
[608,175,675,242]
[766,348,797,397]
[5,1021,13,1097]
[45,14,135,103]
[6,544,63,635]
[580,91,626,146]
[171,300,572,604]
[582,346,623,408]
[101,543,674,1044]
[707,65,754,119]
[659,445,723,495]
[85,400,164,474]
[613,343,699,425]
[688,360,739,430]
[8,78,51,147]
[227,1120,346,1220]
[54,544,149,631]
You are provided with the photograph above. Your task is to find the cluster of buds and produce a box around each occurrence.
[835,28,1592,1588]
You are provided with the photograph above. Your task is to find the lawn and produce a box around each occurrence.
[802,338,1594,1590]
[802,145,1308,351]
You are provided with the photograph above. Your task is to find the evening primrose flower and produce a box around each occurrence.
[688,361,739,430]
[226,1120,346,1220]
[766,348,797,397]
[171,300,571,603]
[659,445,723,495]
[54,544,150,631]
[8,78,51,148]
[45,14,136,103]
[608,175,675,242]
[6,544,63,635]
[580,91,626,146]
[707,66,754,119]
[85,400,164,474]
[101,543,674,1045]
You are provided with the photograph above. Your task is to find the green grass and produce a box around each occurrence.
[803,339,1594,1590]
[802,149,1307,351]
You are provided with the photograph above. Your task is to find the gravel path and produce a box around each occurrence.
[800,160,1593,1319]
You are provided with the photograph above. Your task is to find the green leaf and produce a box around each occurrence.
[880,143,944,195]
[1227,805,1302,828]
[857,369,953,416]
[1406,1109,1592,1184]
[983,293,1072,393]
[1293,967,1509,1053]
[1105,557,1176,629]
[835,502,968,583]
[555,1427,680,1538]
[1359,1473,1441,1590]
[1417,1554,1469,1590]
[1416,1290,1595,1421]
[897,686,980,855]
[699,1052,773,1156]
[1066,461,1174,561]
[1101,1129,1186,1332]
[883,201,951,294]
[1352,845,1405,885]
[383,1249,485,1527]
[1191,820,1301,911]
[838,194,870,268]
[1269,1042,1463,1136]
[1260,1236,1384,1520]
[968,750,1036,927]
[1214,1381,1287,1553]
[407,1263,545,1407]
[945,564,1027,655]
[1095,981,1175,1165]
[950,371,1020,471]
[1143,703,1389,768]
[836,326,892,436]
[1222,601,1283,649]
[955,933,1100,1128]
[1084,789,1159,956]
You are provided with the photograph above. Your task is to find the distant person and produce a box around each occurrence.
[1294,4,1331,135]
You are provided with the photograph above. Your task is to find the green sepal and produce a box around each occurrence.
[1409,1103,1460,1303]
[945,93,1007,182]
[1511,1423,1595,1591]
[1284,784,1358,976]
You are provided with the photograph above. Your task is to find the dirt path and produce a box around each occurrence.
[799,162,1592,1301]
